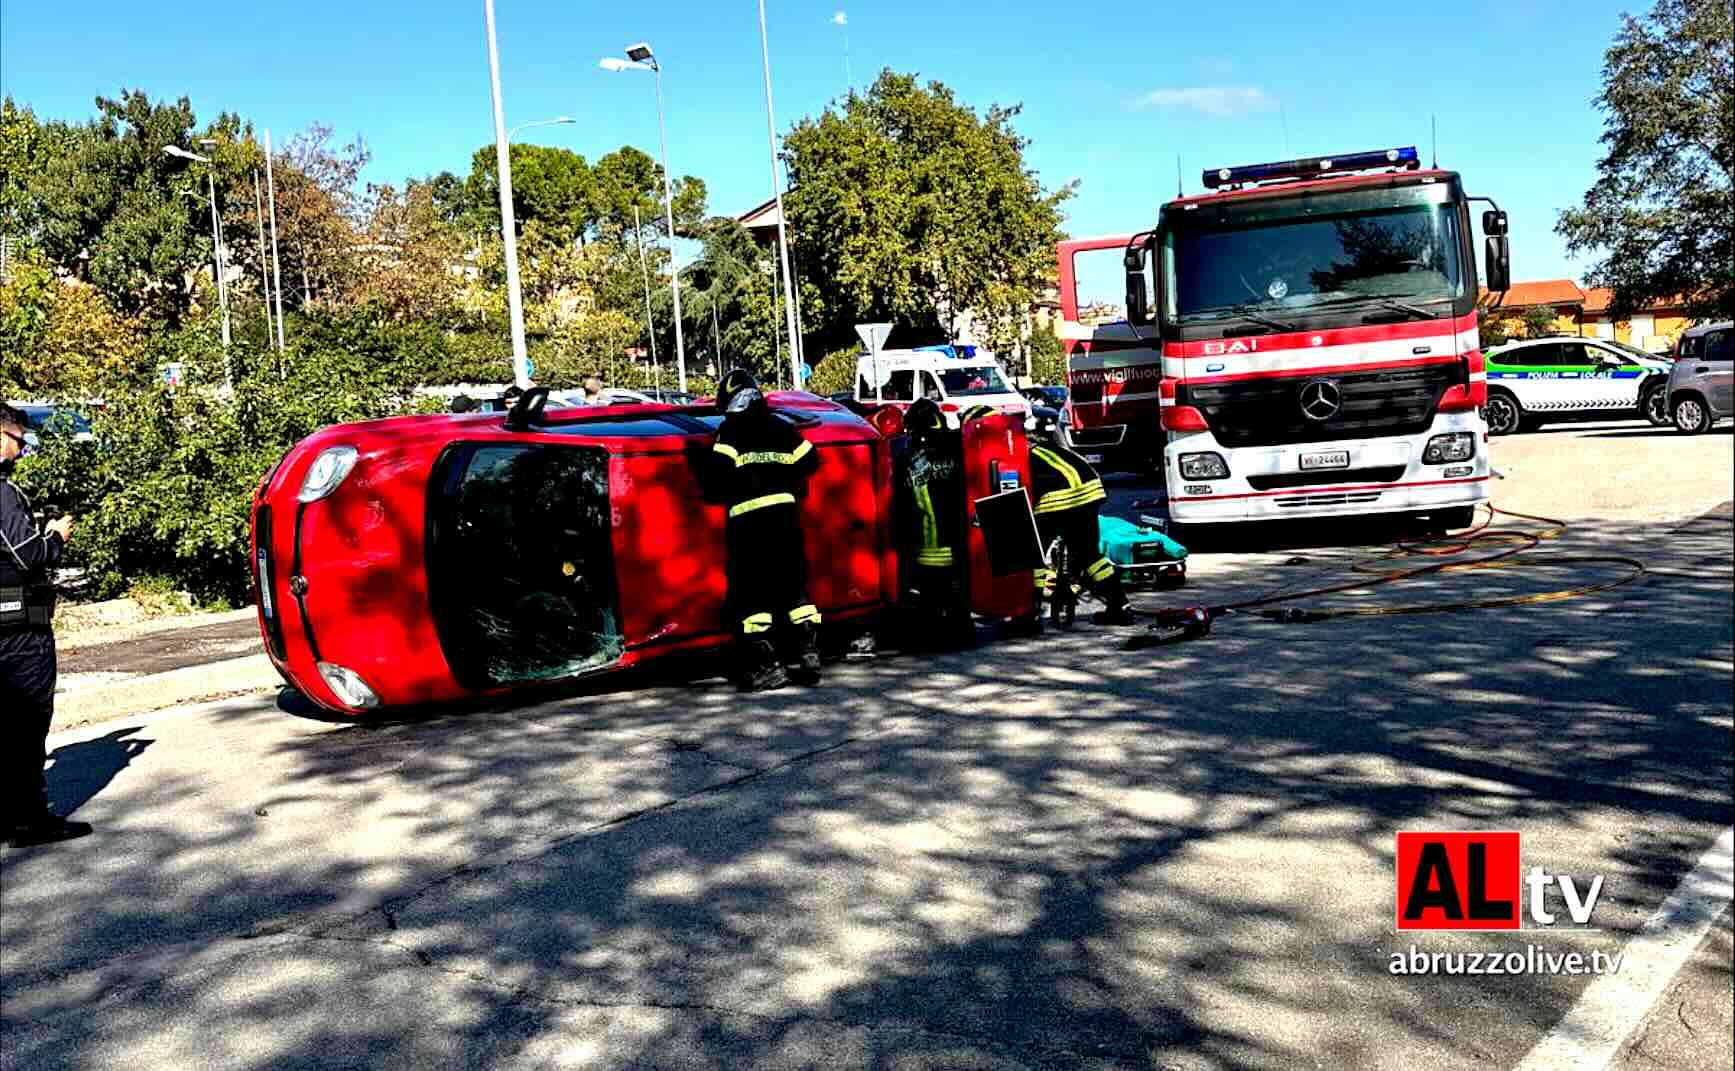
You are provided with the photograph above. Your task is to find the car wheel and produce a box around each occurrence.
[1642,384,1670,426]
[1674,395,1714,434]
[1485,392,1523,436]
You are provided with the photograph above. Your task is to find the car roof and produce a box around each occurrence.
[1681,321,1733,338]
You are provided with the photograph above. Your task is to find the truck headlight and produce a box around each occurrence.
[1178,452,1230,480]
[298,445,359,502]
[317,662,380,710]
[1422,433,1476,465]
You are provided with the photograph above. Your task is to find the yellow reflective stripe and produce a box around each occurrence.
[742,612,774,634]
[791,440,813,461]
[1034,480,1105,513]
[788,603,822,625]
[736,450,802,466]
[1031,445,1084,488]
[728,493,796,517]
[914,483,939,551]
[1086,557,1116,582]
[713,442,741,459]
[916,548,955,566]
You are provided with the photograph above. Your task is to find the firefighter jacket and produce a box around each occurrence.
[1028,442,1106,516]
[707,407,820,520]
[896,435,965,568]
[1,477,63,630]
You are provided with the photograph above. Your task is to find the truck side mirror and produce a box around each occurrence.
[1124,246,1151,326]
[1484,235,1510,293]
[1482,209,1508,236]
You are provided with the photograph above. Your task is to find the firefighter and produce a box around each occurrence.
[961,404,1134,626]
[896,398,972,649]
[1,404,90,847]
[709,370,823,690]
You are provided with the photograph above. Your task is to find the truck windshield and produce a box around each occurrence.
[427,442,623,688]
[1164,189,1466,323]
[938,366,1010,396]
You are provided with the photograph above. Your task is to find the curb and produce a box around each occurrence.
[52,653,282,734]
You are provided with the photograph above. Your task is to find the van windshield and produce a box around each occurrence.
[938,366,1010,396]
[427,443,623,687]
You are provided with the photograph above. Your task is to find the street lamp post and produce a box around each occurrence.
[632,203,660,391]
[508,116,576,138]
[601,45,687,392]
[756,1,803,390]
[164,144,233,389]
[263,129,287,352]
[482,0,533,389]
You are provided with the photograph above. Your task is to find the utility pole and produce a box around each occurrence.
[482,0,533,388]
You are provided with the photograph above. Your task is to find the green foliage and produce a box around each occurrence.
[805,346,861,397]
[1557,0,1734,321]
[1027,329,1066,386]
[784,71,1071,355]
[1479,305,1561,347]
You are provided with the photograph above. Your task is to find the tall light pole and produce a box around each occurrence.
[483,0,532,389]
[164,144,232,389]
[756,1,803,390]
[632,203,660,391]
[263,129,287,352]
[508,116,576,138]
[601,45,687,391]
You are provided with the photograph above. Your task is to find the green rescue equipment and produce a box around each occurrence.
[1097,515,1187,589]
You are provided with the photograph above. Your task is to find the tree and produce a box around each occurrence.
[1557,0,1734,321]
[0,252,146,396]
[348,179,466,325]
[783,71,1072,356]
[271,123,370,310]
[464,142,595,248]
[589,145,706,241]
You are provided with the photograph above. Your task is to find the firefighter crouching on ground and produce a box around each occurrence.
[896,398,972,649]
[708,370,824,691]
[1,403,90,848]
[961,404,1135,626]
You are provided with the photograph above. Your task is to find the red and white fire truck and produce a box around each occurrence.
[1057,146,1511,526]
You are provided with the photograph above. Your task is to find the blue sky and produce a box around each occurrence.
[4,0,1631,303]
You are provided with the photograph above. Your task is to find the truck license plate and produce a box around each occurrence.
[1300,450,1350,471]
[1083,453,1104,464]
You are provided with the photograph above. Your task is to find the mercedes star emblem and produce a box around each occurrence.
[1298,378,1342,422]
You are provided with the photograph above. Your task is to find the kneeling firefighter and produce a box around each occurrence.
[960,405,1133,626]
[709,370,823,690]
[895,399,972,649]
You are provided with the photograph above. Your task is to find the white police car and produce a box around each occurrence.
[1482,336,1673,435]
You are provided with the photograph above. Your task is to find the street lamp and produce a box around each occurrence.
[482,0,533,389]
[508,116,576,138]
[756,1,803,390]
[163,143,233,388]
[600,43,688,392]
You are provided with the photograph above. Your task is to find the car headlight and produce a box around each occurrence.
[317,662,380,710]
[298,445,360,502]
[1422,433,1476,465]
[1178,452,1230,480]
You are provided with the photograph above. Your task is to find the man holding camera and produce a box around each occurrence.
[1,403,88,848]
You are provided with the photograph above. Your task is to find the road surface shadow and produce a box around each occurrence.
[42,727,151,819]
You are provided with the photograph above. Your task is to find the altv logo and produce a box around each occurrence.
[1396,832,1605,931]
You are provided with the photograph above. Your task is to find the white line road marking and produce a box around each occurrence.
[1515,826,1735,1071]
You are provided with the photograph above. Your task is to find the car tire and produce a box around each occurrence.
[1642,383,1671,426]
[1673,394,1714,434]
[1485,391,1523,436]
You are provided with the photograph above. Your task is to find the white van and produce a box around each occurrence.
[854,345,1032,427]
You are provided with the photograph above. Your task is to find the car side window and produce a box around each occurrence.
[882,370,916,401]
[1519,344,1561,367]
[1555,342,1592,367]
[1704,330,1733,364]
[920,371,942,401]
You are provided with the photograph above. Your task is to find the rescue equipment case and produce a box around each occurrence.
[1097,515,1187,589]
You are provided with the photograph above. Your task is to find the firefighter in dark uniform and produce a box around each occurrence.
[1,404,90,847]
[1009,411,1135,626]
[709,370,823,691]
[896,399,972,649]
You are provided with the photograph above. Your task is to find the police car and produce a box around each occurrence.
[1482,336,1673,435]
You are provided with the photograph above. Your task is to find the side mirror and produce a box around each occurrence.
[1482,209,1508,236]
[1126,272,1150,326]
[1484,235,1511,293]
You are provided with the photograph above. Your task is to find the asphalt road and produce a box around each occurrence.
[3,421,1731,1070]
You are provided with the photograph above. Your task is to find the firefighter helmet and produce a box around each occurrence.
[905,397,947,438]
[958,404,996,425]
[717,368,765,414]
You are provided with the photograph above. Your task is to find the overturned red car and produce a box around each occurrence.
[249,392,914,713]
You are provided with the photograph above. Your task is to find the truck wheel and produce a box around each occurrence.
[1642,383,1670,426]
[1485,391,1523,436]
[1674,395,1714,434]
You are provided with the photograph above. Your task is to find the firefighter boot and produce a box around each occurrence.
[1091,580,1137,626]
[739,638,789,692]
[789,622,823,686]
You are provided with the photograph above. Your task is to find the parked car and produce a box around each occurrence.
[1021,385,1068,410]
[1669,321,1734,434]
[249,393,895,713]
[1482,336,1673,434]
[592,387,697,406]
[8,402,97,447]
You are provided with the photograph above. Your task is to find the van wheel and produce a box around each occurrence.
[1674,395,1714,434]
[1642,383,1670,426]
[1485,392,1523,436]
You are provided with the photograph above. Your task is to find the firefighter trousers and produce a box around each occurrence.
[1,629,56,824]
[1035,506,1127,609]
[724,503,820,653]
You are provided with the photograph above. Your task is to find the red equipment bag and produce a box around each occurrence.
[961,413,1036,621]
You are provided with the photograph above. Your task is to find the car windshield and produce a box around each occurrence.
[427,443,623,687]
[1164,187,1466,323]
[937,366,1010,396]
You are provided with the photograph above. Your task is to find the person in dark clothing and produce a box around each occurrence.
[707,370,823,690]
[1,404,90,847]
[895,399,972,649]
[450,393,477,413]
[1018,418,1134,626]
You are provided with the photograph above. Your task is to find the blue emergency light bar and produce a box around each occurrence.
[1201,146,1420,189]
[910,344,980,359]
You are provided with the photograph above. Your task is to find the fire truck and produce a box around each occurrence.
[1057,146,1510,526]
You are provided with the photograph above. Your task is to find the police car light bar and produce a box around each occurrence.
[1201,146,1420,189]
